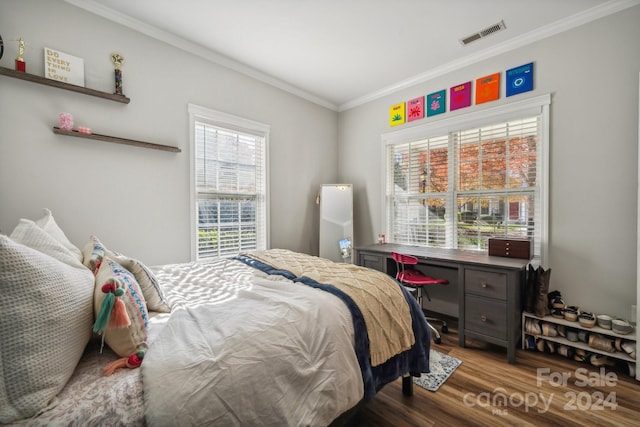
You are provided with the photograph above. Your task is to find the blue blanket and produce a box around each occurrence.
[235,255,431,399]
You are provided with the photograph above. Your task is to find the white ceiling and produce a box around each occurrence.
[66,0,637,111]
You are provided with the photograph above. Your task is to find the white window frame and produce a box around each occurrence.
[381,94,550,265]
[188,104,270,261]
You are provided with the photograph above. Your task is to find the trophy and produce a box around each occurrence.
[15,37,26,72]
[111,52,125,95]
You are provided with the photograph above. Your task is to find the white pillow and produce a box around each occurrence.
[109,253,172,313]
[0,227,94,423]
[34,208,83,263]
[11,219,84,269]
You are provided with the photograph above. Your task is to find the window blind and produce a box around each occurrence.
[454,117,538,250]
[195,122,266,259]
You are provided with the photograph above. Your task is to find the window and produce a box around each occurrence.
[189,105,269,261]
[383,95,549,263]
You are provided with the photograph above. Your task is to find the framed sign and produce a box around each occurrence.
[44,47,85,86]
[506,62,534,97]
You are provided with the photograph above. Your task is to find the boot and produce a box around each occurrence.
[534,266,551,318]
[524,264,537,313]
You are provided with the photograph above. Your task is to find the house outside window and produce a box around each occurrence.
[189,104,269,261]
[383,95,549,263]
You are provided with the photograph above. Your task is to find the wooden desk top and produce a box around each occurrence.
[355,243,530,271]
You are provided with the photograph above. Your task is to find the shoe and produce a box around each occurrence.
[541,322,558,337]
[536,338,545,352]
[557,344,573,359]
[590,354,615,367]
[546,341,556,354]
[578,312,596,328]
[566,329,579,342]
[615,338,623,352]
[574,348,588,362]
[524,264,537,313]
[551,309,564,319]
[525,335,537,350]
[588,333,614,353]
[534,267,552,318]
[564,306,579,322]
[548,290,565,309]
[578,330,589,343]
[525,318,541,335]
[618,361,636,377]
[612,318,634,335]
[621,341,636,359]
[557,325,566,338]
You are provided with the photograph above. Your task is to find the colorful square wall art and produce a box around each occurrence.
[450,81,472,111]
[389,102,406,126]
[506,62,534,97]
[475,72,500,104]
[426,90,446,117]
[406,96,425,122]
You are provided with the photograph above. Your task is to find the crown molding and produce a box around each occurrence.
[338,0,640,111]
[66,0,638,113]
[64,0,339,111]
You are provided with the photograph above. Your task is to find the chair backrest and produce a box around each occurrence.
[391,252,419,265]
[391,252,416,281]
[391,251,450,288]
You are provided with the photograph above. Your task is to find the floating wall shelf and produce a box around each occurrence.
[0,66,130,104]
[53,127,181,153]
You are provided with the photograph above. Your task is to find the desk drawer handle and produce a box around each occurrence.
[481,315,487,322]
[481,282,488,288]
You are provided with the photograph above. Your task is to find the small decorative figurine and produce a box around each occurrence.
[111,52,125,95]
[15,37,26,72]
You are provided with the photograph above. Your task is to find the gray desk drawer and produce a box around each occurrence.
[465,295,507,340]
[465,268,507,300]
[359,252,385,272]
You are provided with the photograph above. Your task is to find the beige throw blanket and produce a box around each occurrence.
[246,249,415,366]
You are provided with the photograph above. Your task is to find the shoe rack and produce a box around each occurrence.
[522,312,636,376]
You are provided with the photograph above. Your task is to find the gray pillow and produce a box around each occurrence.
[0,222,94,423]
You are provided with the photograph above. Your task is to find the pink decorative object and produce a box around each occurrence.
[78,127,92,134]
[59,113,74,130]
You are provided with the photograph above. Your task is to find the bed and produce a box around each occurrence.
[0,210,431,426]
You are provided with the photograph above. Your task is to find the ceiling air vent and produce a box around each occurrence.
[459,20,506,46]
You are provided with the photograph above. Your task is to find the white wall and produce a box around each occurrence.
[2,1,639,320]
[338,6,640,319]
[0,0,338,265]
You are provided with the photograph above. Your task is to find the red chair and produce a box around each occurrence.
[392,252,449,344]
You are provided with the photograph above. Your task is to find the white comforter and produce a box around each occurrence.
[143,259,363,426]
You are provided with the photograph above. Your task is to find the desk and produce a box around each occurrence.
[355,243,529,364]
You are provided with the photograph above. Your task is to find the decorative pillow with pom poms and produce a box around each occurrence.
[82,235,171,312]
[93,257,149,375]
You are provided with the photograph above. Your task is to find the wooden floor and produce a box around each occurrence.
[348,315,640,427]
